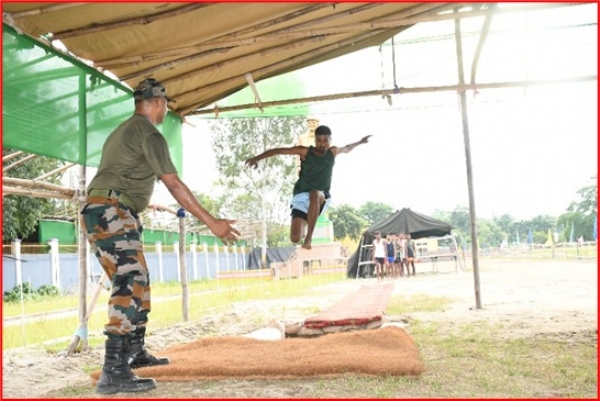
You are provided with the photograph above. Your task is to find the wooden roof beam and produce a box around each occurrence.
[97,2,433,69]
[470,4,497,86]
[190,75,598,116]
[126,34,335,82]
[96,2,354,68]
[51,3,214,40]
[178,29,387,115]
[7,3,86,19]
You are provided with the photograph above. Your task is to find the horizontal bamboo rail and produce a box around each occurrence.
[190,75,597,116]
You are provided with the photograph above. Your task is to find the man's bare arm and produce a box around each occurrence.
[331,135,372,156]
[160,173,239,244]
[245,146,307,169]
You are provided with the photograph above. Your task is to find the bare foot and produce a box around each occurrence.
[301,242,312,250]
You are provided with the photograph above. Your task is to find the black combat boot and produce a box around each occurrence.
[96,338,157,395]
[127,326,170,369]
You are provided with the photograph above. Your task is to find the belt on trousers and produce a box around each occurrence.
[87,189,137,213]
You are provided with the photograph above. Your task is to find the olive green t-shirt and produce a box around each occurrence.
[293,146,335,195]
[87,114,178,211]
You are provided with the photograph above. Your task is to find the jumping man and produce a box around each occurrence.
[245,125,370,249]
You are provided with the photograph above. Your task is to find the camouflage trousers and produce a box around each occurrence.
[80,195,151,339]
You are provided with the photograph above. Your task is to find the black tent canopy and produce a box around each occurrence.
[367,208,452,240]
[346,208,453,278]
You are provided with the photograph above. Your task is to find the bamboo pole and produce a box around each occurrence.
[98,2,574,69]
[85,272,108,325]
[35,163,76,180]
[253,2,579,41]
[178,29,386,115]
[1,186,74,200]
[2,176,75,194]
[454,8,482,310]
[148,204,178,215]
[67,73,90,355]
[97,2,341,68]
[2,154,37,173]
[96,2,397,68]
[66,164,89,355]
[121,34,333,82]
[178,210,189,322]
[52,3,213,40]
[2,151,24,162]
[189,75,597,116]
[120,3,446,81]
[470,4,496,86]
[8,2,86,19]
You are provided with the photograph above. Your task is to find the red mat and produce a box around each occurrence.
[304,283,394,329]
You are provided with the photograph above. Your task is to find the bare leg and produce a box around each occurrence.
[290,217,306,244]
[302,190,324,250]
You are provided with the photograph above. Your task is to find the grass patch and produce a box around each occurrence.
[2,273,345,349]
[29,289,598,399]
[299,321,597,398]
[386,294,455,314]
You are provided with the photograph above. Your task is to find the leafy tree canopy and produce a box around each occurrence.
[358,201,394,226]
[2,149,64,242]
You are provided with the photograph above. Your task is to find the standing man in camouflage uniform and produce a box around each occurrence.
[81,78,240,395]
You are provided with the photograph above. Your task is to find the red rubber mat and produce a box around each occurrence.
[304,283,395,329]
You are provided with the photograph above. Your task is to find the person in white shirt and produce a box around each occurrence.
[372,232,387,281]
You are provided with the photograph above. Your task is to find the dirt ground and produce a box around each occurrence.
[2,257,597,398]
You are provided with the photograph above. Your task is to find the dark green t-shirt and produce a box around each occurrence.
[87,114,178,211]
[293,146,335,196]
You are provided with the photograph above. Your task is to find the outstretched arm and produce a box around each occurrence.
[245,146,307,169]
[331,135,372,157]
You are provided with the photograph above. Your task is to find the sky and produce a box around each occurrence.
[151,3,597,222]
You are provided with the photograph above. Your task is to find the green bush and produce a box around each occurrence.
[3,283,60,302]
[3,282,37,303]
[37,284,59,297]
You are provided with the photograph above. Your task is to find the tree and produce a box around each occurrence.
[493,214,514,236]
[433,205,471,246]
[557,212,585,242]
[567,176,598,216]
[527,215,556,238]
[562,176,597,240]
[210,117,306,261]
[2,149,64,242]
[328,203,367,241]
[477,219,504,248]
[358,202,394,226]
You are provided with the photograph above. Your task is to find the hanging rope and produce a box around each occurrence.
[391,36,400,94]
[379,44,385,91]
[379,43,392,106]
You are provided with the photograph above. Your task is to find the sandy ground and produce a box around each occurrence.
[2,257,597,398]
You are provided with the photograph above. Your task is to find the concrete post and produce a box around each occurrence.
[203,243,209,279]
[191,242,198,281]
[174,241,180,282]
[156,241,163,283]
[11,238,22,286]
[48,238,60,290]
